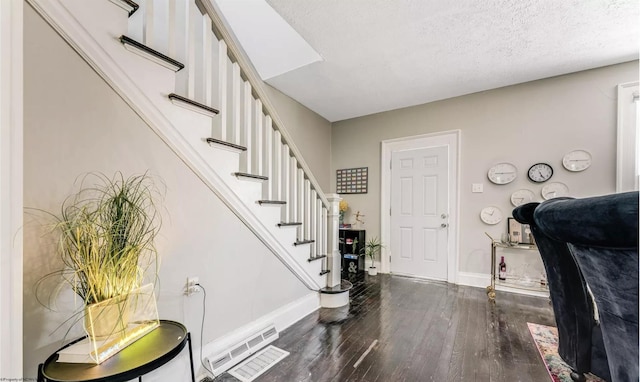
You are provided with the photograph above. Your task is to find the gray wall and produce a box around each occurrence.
[265,85,333,191]
[331,61,639,276]
[22,5,312,378]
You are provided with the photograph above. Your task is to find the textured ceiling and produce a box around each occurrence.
[258,0,639,122]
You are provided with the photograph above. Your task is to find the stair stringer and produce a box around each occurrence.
[27,0,327,290]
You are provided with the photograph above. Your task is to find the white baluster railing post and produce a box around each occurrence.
[321,206,327,257]
[273,131,282,200]
[203,14,213,106]
[326,194,341,287]
[143,0,154,47]
[310,190,317,256]
[289,157,298,223]
[241,81,252,173]
[296,168,304,239]
[304,179,311,240]
[281,144,290,221]
[186,0,197,99]
[231,62,241,144]
[254,101,263,175]
[217,40,227,141]
[263,116,273,199]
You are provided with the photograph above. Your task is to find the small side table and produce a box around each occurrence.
[38,320,195,382]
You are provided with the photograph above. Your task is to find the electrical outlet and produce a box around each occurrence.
[186,276,200,296]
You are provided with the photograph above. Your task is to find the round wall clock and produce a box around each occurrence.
[541,182,569,200]
[528,163,553,183]
[480,206,503,225]
[487,163,517,185]
[563,150,592,172]
[510,189,535,207]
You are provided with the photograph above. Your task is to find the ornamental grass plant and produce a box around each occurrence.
[38,172,162,307]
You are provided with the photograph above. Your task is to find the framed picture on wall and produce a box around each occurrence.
[508,217,532,245]
[336,167,368,194]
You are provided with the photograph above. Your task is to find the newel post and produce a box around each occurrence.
[326,193,341,288]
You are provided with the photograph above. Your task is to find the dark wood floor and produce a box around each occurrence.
[218,273,555,382]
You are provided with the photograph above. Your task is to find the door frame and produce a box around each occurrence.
[0,0,23,377]
[380,130,460,283]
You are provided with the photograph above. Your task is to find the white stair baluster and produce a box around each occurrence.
[263,117,273,199]
[203,14,213,105]
[143,0,154,47]
[273,131,282,200]
[217,40,227,141]
[322,206,327,257]
[310,190,317,256]
[167,0,176,57]
[171,0,188,96]
[151,0,170,54]
[254,100,263,175]
[304,179,311,240]
[281,144,290,222]
[289,157,298,223]
[232,63,241,144]
[185,0,198,99]
[241,81,252,173]
[296,168,304,239]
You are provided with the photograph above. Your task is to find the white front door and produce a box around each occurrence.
[390,146,449,280]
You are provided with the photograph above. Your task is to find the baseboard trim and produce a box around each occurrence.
[457,272,490,289]
[201,291,319,369]
[457,272,549,298]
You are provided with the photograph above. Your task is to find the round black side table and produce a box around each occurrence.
[38,320,195,382]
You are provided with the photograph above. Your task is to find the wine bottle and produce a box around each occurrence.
[499,256,507,281]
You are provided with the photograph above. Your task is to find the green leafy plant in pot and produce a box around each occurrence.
[360,237,383,276]
[38,172,161,340]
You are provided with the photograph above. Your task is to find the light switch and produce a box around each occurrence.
[472,183,483,193]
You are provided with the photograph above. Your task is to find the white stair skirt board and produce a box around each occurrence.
[227,345,289,382]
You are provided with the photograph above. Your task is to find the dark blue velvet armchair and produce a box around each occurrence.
[534,191,639,382]
[513,203,610,381]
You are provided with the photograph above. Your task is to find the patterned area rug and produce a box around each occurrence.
[527,323,606,382]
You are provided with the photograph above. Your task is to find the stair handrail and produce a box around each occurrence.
[197,0,330,209]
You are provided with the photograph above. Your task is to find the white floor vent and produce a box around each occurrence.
[227,345,289,382]
[205,324,280,377]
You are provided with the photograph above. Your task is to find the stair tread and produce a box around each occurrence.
[234,172,268,181]
[205,138,247,152]
[277,222,302,227]
[120,35,184,71]
[258,200,286,205]
[294,239,315,246]
[308,255,327,262]
[320,279,354,294]
[168,93,219,115]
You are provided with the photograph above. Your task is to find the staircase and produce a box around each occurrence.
[28,0,351,305]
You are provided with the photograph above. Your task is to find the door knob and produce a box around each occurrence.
[441,213,448,219]
[441,223,448,228]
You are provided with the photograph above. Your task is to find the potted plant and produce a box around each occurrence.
[38,172,161,340]
[361,237,383,276]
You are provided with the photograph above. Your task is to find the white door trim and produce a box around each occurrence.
[616,81,639,192]
[381,130,460,283]
[0,0,23,377]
